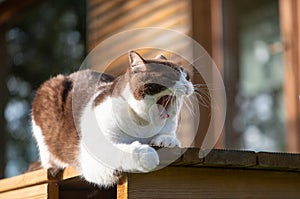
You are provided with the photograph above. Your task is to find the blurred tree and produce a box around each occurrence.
[0,29,9,178]
[1,0,86,177]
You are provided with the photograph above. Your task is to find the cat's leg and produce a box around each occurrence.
[79,141,159,186]
[32,120,66,176]
[113,141,159,172]
[150,134,180,147]
[150,118,181,147]
[79,142,122,187]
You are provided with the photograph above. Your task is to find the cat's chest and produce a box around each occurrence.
[92,97,167,142]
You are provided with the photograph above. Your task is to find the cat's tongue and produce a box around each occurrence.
[157,95,172,119]
[158,105,169,119]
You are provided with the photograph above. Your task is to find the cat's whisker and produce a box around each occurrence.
[183,97,197,117]
[196,93,213,108]
[193,84,223,92]
[194,91,211,108]
[171,89,178,111]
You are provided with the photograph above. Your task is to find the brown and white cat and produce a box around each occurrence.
[31,51,194,186]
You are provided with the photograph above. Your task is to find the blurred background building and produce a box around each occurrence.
[0,0,299,178]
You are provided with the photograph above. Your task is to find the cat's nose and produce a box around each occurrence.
[184,84,193,95]
[184,85,189,94]
[184,85,192,95]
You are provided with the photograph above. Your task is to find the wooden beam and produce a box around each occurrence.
[1,149,300,198]
[279,0,300,152]
[222,0,240,149]
[190,0,225,148]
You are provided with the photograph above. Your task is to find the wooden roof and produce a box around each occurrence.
[1,148,300,198]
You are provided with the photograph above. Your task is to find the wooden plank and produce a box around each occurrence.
[155,147,183,166]
[87,0,192,52]
[117,175,128,199]
[175,148,257,168]
[201,149,257,168]
[258,152,300,170]
[48,183,59,199]
[179,147,203,165]
[0,167,80,193]
[60,167,80,180]
[0,183,50,199]
[60,189,116,199]
[58,177,116,199]
[0,169,49,193]
[124,167,300,199]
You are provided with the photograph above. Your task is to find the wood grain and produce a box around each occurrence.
[60,167,80,180]
[117,175,128,199]
[0,183,49,199]
[202,149,257,167]
[258,151,300,170]
[123,167,300,199]
[0,169,48,193]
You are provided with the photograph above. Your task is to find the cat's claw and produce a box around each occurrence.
[150,135,181,148]
[131,141,159,172]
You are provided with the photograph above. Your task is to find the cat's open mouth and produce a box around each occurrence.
[156,95,173,119]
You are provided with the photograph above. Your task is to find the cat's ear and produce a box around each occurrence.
[155,54,167,60]
[129,51,145,68]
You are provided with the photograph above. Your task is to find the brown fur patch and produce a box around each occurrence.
[32,70,115,168]
[32,74,79,166]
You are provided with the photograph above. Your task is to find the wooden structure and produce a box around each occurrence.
[279,0,300,152]
[1,148,300,199]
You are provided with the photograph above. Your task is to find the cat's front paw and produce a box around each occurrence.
[150,135,181,148]
[131,141,159,172]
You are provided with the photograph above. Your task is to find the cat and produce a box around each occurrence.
[31,51,194,187]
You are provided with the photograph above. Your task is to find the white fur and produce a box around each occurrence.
[32,119,51,168]
[79,92,159,186]
[32,119,68,169]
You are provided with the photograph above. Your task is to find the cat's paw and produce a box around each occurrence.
[131,141,159,172]
[150,135,181,148]
[148,105,168,125]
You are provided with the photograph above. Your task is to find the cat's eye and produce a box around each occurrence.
[185,72,190,81]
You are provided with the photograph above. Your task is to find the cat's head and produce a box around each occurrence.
[121,51,194,121]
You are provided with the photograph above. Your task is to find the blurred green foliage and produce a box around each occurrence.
[4,0,86,177]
